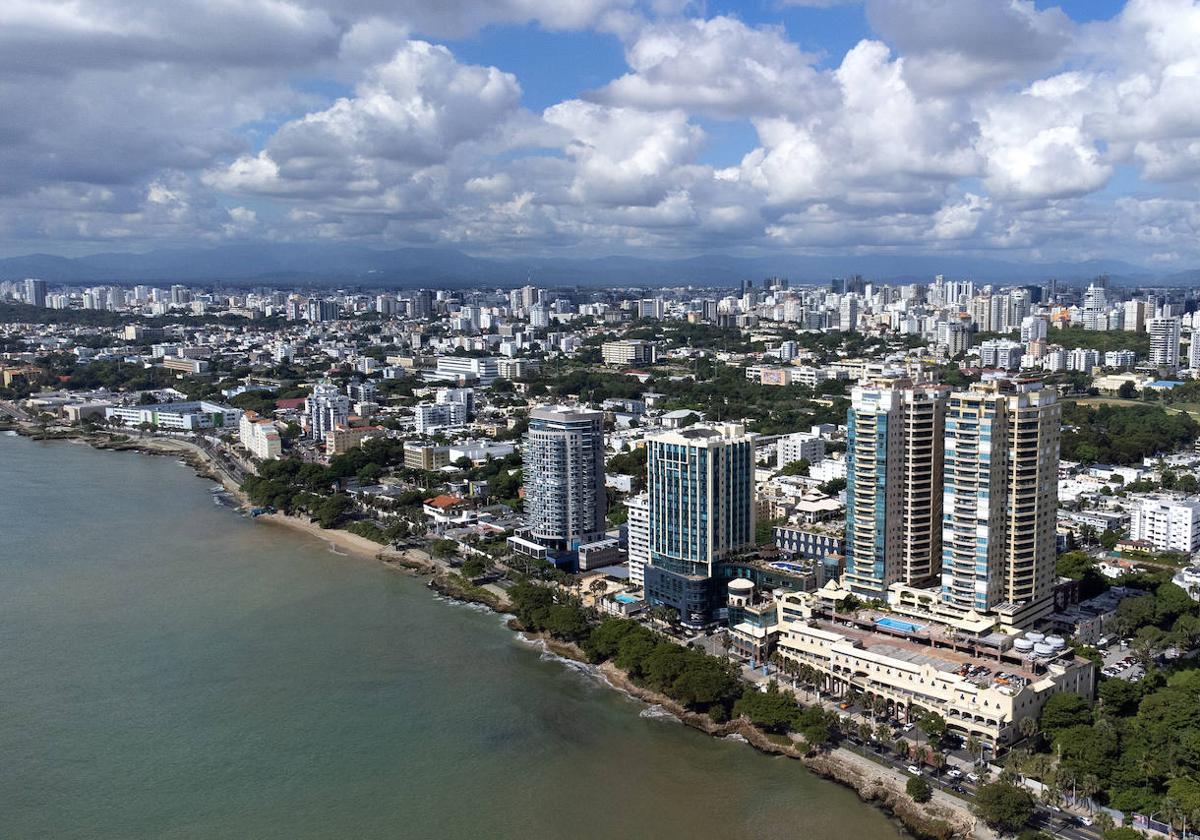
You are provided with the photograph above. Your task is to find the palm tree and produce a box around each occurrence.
[1077,774,1100,813]
[1056,768,1076,807]
[768,650,784,677]
[799,664,818,700]
[875,722,892,744]
[1163,796,1184,839]
[966,735,982,766]
[1017,715,1039,747]
[872,695,888,722]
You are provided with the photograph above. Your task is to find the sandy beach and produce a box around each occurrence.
[254,512,395,561]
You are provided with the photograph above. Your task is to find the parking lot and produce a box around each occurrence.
[1099,643,1144,682]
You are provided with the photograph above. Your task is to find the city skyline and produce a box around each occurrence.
[4,0,1200,270]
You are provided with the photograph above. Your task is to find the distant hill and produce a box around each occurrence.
[0,243,1172,288]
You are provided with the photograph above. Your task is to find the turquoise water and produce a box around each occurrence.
[876,617,925,634]
[614,593,639,604]
[0,433,903,840]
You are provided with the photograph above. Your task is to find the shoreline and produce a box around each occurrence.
[514,631,979,840]
[6,424,981,839]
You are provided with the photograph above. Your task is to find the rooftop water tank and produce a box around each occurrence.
[1046,636,1066,649]
[1033,643,1054,658]
[1013,638,1035,652]
[728,579,755,594]
[1026,632,1046,643]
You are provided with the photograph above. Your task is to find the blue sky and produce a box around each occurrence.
[3,0,1200,266]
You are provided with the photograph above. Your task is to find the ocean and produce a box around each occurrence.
[0,433,902,839]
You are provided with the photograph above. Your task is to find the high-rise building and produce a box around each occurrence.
[1148,316,1182,369]
[940,378,1059,628]
[1020,315,1048,344]
[410,290,434,320]
[1123,299,1145,333]
[844,378,949,597]
[1081,283,1108,331]
[306,299,340,322]
[839,296,859,332]
[305,383,350,441]
[644,423,755,626]
[23,278,47,308]
[625,492,650,590]
[939,320,972,357]
[523,406,606,553]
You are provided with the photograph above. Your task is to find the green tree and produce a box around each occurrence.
[734,682,801,733]
[429,539,458,560]
[919,711,948,746]
[1102,829,1143,840]
[973,781,1036,834]
[1038,693,1092,737]
[907,775,933,803]
[460,556,487,578]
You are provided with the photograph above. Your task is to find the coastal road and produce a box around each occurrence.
[734,663,1104,840]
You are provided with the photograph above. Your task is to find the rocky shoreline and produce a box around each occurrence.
[508,631,974,840]
[8,422,980,840]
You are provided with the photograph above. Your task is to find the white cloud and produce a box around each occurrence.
[5,0,1200,265]
[543,100,704,206]
[593,16,825,118]
[207,40,524,201]
[864,0,1073,93]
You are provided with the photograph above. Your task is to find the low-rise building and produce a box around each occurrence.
[414,401,467,434]
[404,442,450,471]
[239,410,282,460]
[770,590,1094,749]
[106,401,241,431]
[1130,495,1200,554]
[602,339,655,367]
[162,356,211,374]
[325,424,381,456]
[775,523,845,563]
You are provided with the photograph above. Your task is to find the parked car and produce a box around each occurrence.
[946,768,963,779]
[907,765,923,775]
[966,772,980,783]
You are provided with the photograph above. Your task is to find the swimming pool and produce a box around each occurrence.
[614,593,639,604]
[769,561,808,574]
[875,617,924,634]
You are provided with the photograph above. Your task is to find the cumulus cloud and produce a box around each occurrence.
[864,0,1073,93]
[592,16,826,118]
[206,40,524,205]
[4,0,1200,265]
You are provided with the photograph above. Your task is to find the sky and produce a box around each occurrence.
[2,0,1200,267]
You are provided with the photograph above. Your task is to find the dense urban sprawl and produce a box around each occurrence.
[7,274,1200,839]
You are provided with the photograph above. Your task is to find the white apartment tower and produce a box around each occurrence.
[941,378,1060,628]
[1148,316,1182,369]
[305,383,350,442]
[625,492,650,590]
[523,405,607,552]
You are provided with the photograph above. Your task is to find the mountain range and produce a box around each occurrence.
[0,243,1188,289]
